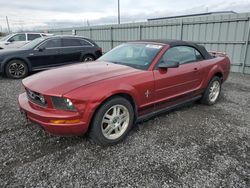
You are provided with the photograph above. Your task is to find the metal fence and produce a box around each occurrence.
[47,12,250,74]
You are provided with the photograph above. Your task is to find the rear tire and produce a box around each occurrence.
[82,55,95,62]
[5,59,28,79]
[89,97,134,146]
[200,76,221,105]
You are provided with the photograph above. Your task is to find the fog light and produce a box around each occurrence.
[50,120,65,124]
[50,119,81,124]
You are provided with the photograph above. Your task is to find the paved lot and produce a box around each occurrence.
[0,73,249,187]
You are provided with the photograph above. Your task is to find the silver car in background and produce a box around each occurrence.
[0,33,52,49]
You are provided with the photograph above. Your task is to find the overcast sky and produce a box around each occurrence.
[0,0,250,32]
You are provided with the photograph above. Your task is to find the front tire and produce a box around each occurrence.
[200,76,222,105]
[5,60,28,79]
[90,97,134,146]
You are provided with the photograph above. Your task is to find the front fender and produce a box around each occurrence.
[98,84,139,106]
[87,83,139,117]
[64,83,140,127]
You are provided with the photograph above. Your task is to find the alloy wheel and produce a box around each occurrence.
[101,104,130,140]
[209,80,220,102]
[8,62,26,78]
[83,56,94,62]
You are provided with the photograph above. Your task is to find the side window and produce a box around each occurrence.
[80,39,92,46]
[28,34,41,41]
[8,34,26,42]
[177,46,196,64]
[62,38,82,47]
[195,50,204,61]
[160,46,203,65]
[161,47,182,63]
[39,39,61,49]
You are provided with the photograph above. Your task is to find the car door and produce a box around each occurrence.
[61,38,83,63]
[27,38,63,68]
[6,34,26,48]
[153,46,204,109]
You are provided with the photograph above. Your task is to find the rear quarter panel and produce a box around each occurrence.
[199,56,230,89]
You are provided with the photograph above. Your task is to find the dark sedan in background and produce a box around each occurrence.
[0,36,102,78]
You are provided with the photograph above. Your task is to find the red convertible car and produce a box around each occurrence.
[18,40,230,145]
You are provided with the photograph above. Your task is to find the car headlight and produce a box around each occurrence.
[51,96,76,111]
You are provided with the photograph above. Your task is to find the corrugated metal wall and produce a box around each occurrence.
[47,12,250,74]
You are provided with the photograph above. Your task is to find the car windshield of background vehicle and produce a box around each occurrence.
[21,37,45,49]
[98,43,163,70]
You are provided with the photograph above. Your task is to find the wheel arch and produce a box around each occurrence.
[2,57,32,74]
[213,72,223,81]
[203,65,224,89]
[88,92,138,131]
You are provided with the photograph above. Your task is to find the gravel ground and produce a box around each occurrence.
[0,73,250,187]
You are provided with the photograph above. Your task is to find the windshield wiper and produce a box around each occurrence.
[108,61,122,64]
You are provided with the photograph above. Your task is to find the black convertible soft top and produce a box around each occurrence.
[131,39,213,60]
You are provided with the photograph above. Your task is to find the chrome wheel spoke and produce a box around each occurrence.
[19,64,24,69]
[116,106,121,115]
[113,106,118,116]
[120,114,127,123]
[105,114,113,120]
[103,119,111,124]
[117,124,123,131]
[104,125,113,135]
[114,127,119,134]
[11,63,17,68]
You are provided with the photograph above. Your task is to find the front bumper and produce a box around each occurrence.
[18,93,88,136]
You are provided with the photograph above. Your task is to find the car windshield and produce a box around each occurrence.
[98,43,163,70]
[21,37,45,49]
[0,34,12,41]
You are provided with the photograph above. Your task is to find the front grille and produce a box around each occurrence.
[26,89,47,106]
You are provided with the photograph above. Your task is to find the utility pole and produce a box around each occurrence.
[6,16,10,34]
[118,0,120,24]
[86,19,90,27]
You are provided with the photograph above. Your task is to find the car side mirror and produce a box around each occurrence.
[38,47,45,52]
[158,60,180,69]
[8,39,14,43]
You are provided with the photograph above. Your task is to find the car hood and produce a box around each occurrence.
[0,41,6,45]
[22,61,140,96]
